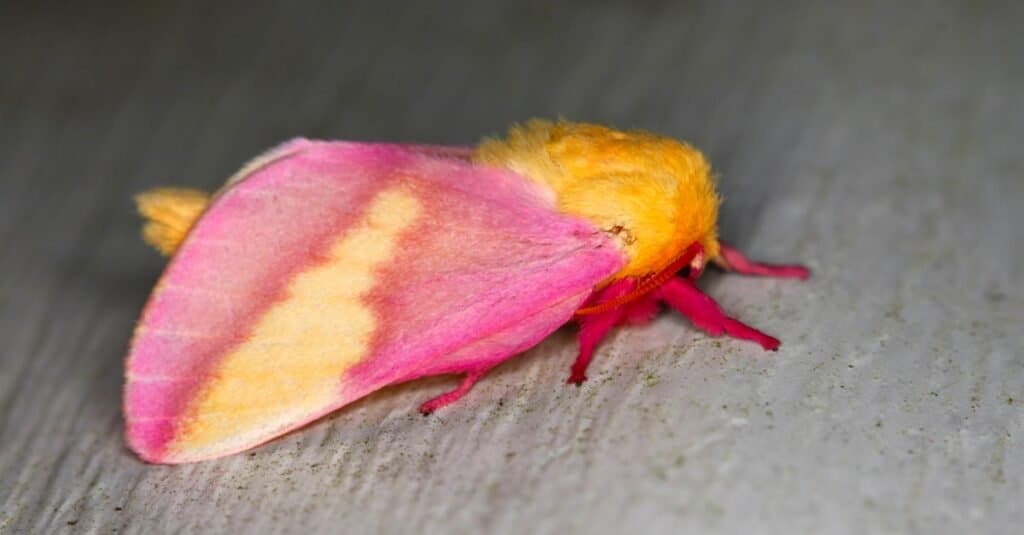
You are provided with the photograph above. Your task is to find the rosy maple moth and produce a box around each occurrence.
[124,120,809,464]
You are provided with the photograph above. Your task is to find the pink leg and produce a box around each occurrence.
[715,242,810,279]
[569,279,635,385]
[620,293,661,326]
[657,278,780,350]
[570,307,626,385]
[419,367,492,414]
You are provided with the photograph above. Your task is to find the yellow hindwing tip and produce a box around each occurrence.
[136,187,210,256]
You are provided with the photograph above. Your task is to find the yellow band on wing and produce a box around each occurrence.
[169,186,421,460]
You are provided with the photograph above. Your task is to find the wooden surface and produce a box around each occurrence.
[1,1,1021,533]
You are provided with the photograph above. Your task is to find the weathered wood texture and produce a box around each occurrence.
[1,1,1021,533]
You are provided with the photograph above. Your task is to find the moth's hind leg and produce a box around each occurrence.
[419,366,495,414]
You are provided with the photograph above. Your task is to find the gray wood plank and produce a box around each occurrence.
[1,1,1021,533]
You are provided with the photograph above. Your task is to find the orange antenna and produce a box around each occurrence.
[575,242,703,316]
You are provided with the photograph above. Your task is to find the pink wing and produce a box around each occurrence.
[124,140,623,463]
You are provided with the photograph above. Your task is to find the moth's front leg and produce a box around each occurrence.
[713,242,810,280]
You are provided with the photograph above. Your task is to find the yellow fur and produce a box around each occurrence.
[136,188,211,255]
[475,120,721,279]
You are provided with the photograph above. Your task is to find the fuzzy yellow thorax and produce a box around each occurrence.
[475,120,721,279]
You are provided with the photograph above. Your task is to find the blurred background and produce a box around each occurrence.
[1,1,1021,533]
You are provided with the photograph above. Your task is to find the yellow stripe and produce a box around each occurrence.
[170,186,421,460]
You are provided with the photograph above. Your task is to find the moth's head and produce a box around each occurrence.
[475,119,721,280]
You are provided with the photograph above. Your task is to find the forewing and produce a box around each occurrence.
[124,141,623,463]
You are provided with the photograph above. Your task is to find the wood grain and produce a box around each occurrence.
[1,1,1021,533]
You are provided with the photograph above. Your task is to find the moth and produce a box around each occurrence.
[124,120,808,464]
